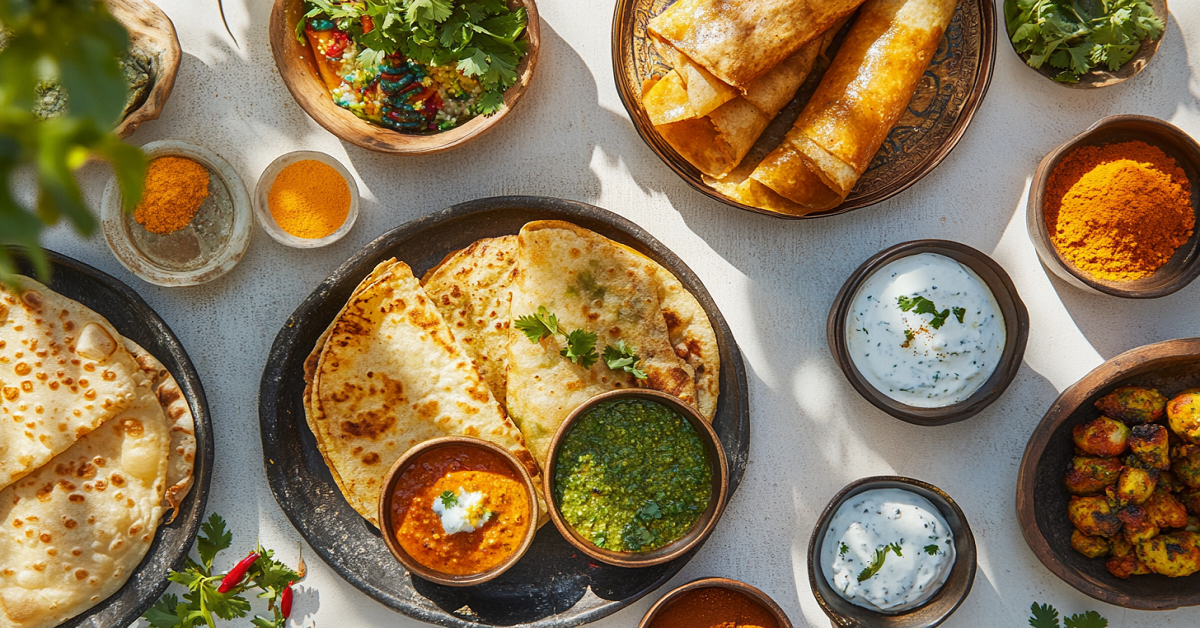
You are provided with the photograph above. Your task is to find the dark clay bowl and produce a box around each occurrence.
[1016,337,1200,610]
[543,389,729,568]
[827,240,1030,426]
[378,436,538,587]
[638,578,793,628]
[1027,114,1200,298]
[807,477,978,628]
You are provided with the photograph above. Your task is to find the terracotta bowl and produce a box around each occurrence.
[377,436,538,587]
[108,0,182,138]
[826,240,1030,426]
[808,476,978,628]
[638,578,793,628]
[1027,114,1200,298]
[1004,0,1167,89]
[268,0,540,154]
[543,389,729,568]
[1016,337,1200,610]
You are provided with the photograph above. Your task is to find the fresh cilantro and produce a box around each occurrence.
[1064,611,1108,628]
[838,542,849,558]
[637,500,662,521]
[517,306,602,369]
[857,542,902,583]
[952,306,966,324]
[561,329,599,368]
[197,513,232,572]
[439,490,458,509]
[903,329,915,345]
[514,305,560,343]
[1004,0,1164,83]
[603,340,648,380]
[1029,602,1107,628]
[897,295,959,329]
[923,544,940,555]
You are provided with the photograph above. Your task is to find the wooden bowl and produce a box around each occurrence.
[808,476,978,628]
[1004,0,1167,89]
[108,0,182,138]
[543,389,729,568]
[1027,114,1200,298]
[1016,337,1200,610]
[827,240,1030,426]
[377,436,538,587]
[268,0,540,154]
[638,578,793,628]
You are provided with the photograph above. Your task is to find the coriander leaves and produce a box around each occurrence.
[1004,0,1164,83]
[517,306,647,379]
[857,542,903,583]
[896,295,968,340]
[603,340,648,380]
[1028,602,1107,628]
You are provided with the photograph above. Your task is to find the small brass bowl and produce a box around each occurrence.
[377,436,538,587]
[808,476,978,628]
[543,389,729,568]
[639,578,793,628]
[1027,114,1200,298]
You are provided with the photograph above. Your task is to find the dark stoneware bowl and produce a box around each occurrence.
[638,578,793,628]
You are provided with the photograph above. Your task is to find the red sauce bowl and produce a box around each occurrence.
[378,436,538,587]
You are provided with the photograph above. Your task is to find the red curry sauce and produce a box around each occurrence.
[390,446,531,576]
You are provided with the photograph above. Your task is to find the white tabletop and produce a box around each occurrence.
[41,1,1200,626]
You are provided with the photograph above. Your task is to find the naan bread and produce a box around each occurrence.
[421,236,518,407]
[0,277,142,492]
[0,364,168,628]
[122,340,195,523]
[308,261,536,526]
[505,221,698,467]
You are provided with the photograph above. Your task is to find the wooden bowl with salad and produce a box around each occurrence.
[269,0,540,154]
[1003,0,1167,88]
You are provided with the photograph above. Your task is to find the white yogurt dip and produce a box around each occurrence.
[845,252,1005,408]
[821,488,956,613]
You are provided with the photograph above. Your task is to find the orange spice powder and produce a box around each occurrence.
[134,156,210,235]
[267,159,350,239]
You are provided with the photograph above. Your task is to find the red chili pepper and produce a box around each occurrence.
[281,581,294,618]
[217,552,260,594]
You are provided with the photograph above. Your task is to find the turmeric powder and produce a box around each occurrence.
[1045,140,1193,282]
[268,159,350,239]
[134,156,210,235]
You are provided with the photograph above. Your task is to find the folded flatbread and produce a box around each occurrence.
[0,278,142,492]
[123,340,195,523]
[505,221,701,467]
[0,360,168,628]
[648,0,865,89]
[747,0,959,211]
[307,260,536,526]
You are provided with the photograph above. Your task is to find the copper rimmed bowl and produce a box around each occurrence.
[378,436,538,587]
[639,578,793,628]
[543,389,729,568]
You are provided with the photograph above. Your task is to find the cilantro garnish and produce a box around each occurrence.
[897,295,968,330]
[838,542,849,558]
[637,500,662,521]
[517,306,646,376]
[923,544,940,555]
[561,329,599,369]
[439,490,458,509]
[856,542,902,583]
[603,340,648,380]
[1005,0,1163,83]
[952,306,966,324]
[1029,602,1107,628]
[514,305,560,343]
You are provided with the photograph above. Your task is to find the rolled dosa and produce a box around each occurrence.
[749,0,959,211]
[648,0,866,90]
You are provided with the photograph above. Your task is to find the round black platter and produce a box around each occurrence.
[258,196,750,628]
[13,250,214,628]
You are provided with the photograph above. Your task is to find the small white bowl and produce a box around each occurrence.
[253,151,359,248]
[102,139,252,287]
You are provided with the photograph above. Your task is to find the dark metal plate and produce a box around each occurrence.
[612,0,996,219]
[13,251,214,628]
[258,196,750,628]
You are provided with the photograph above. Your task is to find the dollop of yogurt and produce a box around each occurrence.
[845,252,1006,407]
[431,487,492,534]
[821,488,955,613]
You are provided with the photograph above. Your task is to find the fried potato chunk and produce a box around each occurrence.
[1095,386,1167,424]
[1069,495,1122,538]
[1129,424,1170,470]
[1174,451,1200,489]
[1073,416,1131,457]
[1107,537,1151,579]
[1187,515,1200,533]
[1118,505,1159,543]
[1136,532,1200,577]
[1115,467,1158,507]
[1065,456,1124,495]
[1071,530,1112,558]
[1180,490,1200,517]
[1145,487,1189,529]
[1168,391,1200,444]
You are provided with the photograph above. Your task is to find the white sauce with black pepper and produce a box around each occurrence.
[821,488,956,614]
[845,253,1005,408]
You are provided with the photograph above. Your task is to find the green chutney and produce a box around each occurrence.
[553,398,712,552]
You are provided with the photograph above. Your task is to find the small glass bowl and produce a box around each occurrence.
[254,150,359,249]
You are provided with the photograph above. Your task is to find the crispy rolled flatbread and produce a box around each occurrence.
[0,277,142,492]
[0,363,168,628]
[648,0,866,90]
[750,0,959,211]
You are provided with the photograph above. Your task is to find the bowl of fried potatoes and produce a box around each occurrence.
[1017,337,1200,610]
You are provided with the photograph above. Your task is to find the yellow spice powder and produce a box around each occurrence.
[268,159,350,239]
[134,156,210,235]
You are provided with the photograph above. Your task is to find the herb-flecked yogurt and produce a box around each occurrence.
[845,252,1006,408]
[821,488,956,613]
[553,398,712,552]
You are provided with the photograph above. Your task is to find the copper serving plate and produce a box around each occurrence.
[611,0,996,219]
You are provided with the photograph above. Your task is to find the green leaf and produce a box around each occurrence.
[952,307,966,324]
[197,514,232,572]
[407,0,454,24]
[857,543,902,582]
[838,542,849,558]
[144,593,184,628]
[457,47,489,77]
[561,329,599,369]
[1063,610,1107,628]
[602,340,647,380]
[637,501,662,520]
[514,305,559,343]
[440,490,458,508]
[1029,602,1061,628]
[476,90,505,115]
[923,544,940,555]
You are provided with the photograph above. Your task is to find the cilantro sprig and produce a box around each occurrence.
[857,542,903,583]
[516,306,648,378]
[144,514,304,628]
[1029,602,1107,628]
[1005,0,1164,83]
[603,340,648,380]
[439,490,458,508]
